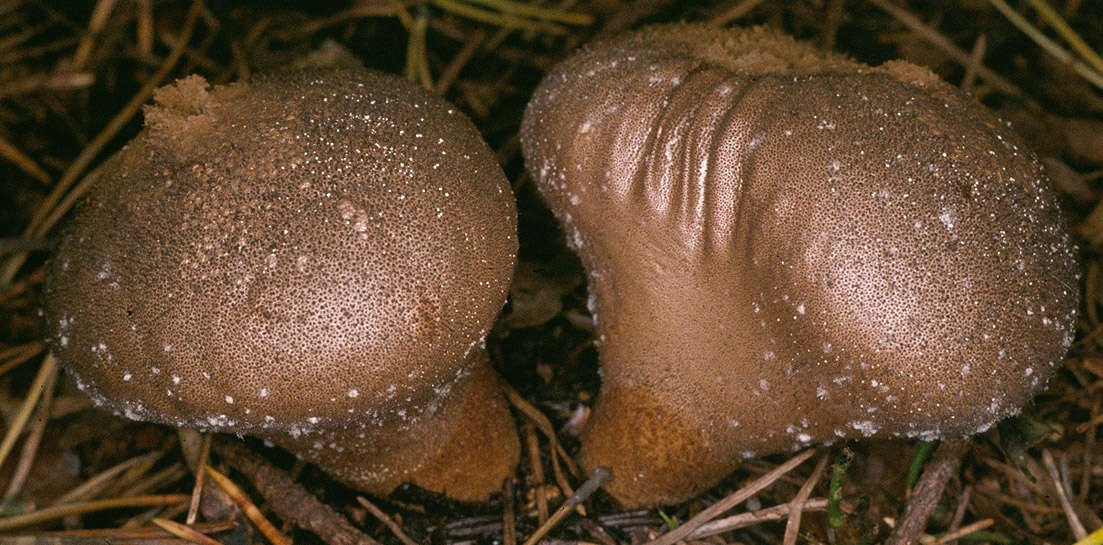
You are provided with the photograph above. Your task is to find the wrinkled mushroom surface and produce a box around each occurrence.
[521,24,1079,506]
[44,68,519,502]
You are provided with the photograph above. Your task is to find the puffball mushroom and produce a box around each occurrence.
[43,68,520,502]
[521,24,1079,506]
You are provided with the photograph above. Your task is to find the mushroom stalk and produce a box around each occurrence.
[266,358,514,498]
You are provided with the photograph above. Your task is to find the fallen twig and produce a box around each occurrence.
[1043,448,1087,540]
[151,517,224,545]
[886,440,969,545]
[358,496,421,545]
[522,466,612,545]
[643,448,816,545]
[783,453,828,545]
[931,518,995,545]
[0,353,57,473]
[50,450,164,507]
[0,494,190,531]
[687,498,829,539]
[213,438,380,545]
[866,0,1025,96]
[204,464,291,545]
[3,363,58,501]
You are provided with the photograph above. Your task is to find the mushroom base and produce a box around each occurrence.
[580,386,735,507]
[262,353,519,502]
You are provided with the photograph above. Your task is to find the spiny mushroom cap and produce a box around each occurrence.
[521,24,1078,506]
[44,69,518,498]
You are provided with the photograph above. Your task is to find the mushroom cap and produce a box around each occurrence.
[45,68,517,441]
[521,24,1078,505]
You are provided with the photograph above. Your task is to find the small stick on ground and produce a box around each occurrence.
[599,0,677,37]
[0,239,52,257]
[0,267,46,308]
[501,380,581,479]
[152,517,224,545]
[688,498,829,539]
[961,34,987,92]
[865,0,1024,96]
[71,0,118,71]
[435,28,486,95]
[522,466,612,545]
[501,380,579,507]
[524,422,550,524]
[213,439,380,545]
[982,457,1047,496]
[0,354,57,473]
[783,453,829,545]
[204,464,291,545]
[945,484,972,543]
[1042,448,1087,540]
[930,518,994,545]
[32,520,236,539]
[3,363,58,501]
[1078,397,1099,506]
[821,0,845,49]
[886,440,969,545]
[0,342,44,369]
[644,448,817,545]
[503,477,517,545]
[186,432,212,525]
[136,0,153,56]
[0,134,51,185]
[709,0,768,27]
[50,450,165,507]
[0,494,190,531]
[118,462,189,498]
[358,496,421,545]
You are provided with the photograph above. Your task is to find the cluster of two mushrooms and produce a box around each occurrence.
[45,24,1078,508]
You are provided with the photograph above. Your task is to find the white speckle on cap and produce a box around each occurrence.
[848,420,879,436]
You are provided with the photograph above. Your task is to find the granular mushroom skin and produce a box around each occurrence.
[44,68,519,502]
[521,24,1079,507]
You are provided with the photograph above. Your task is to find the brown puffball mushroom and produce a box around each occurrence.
[521,24,1079,507]
[44,68,519,502]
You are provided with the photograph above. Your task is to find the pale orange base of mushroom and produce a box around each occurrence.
[580,386,734,507]
[266,354,520,503]
[398,360,520,502]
